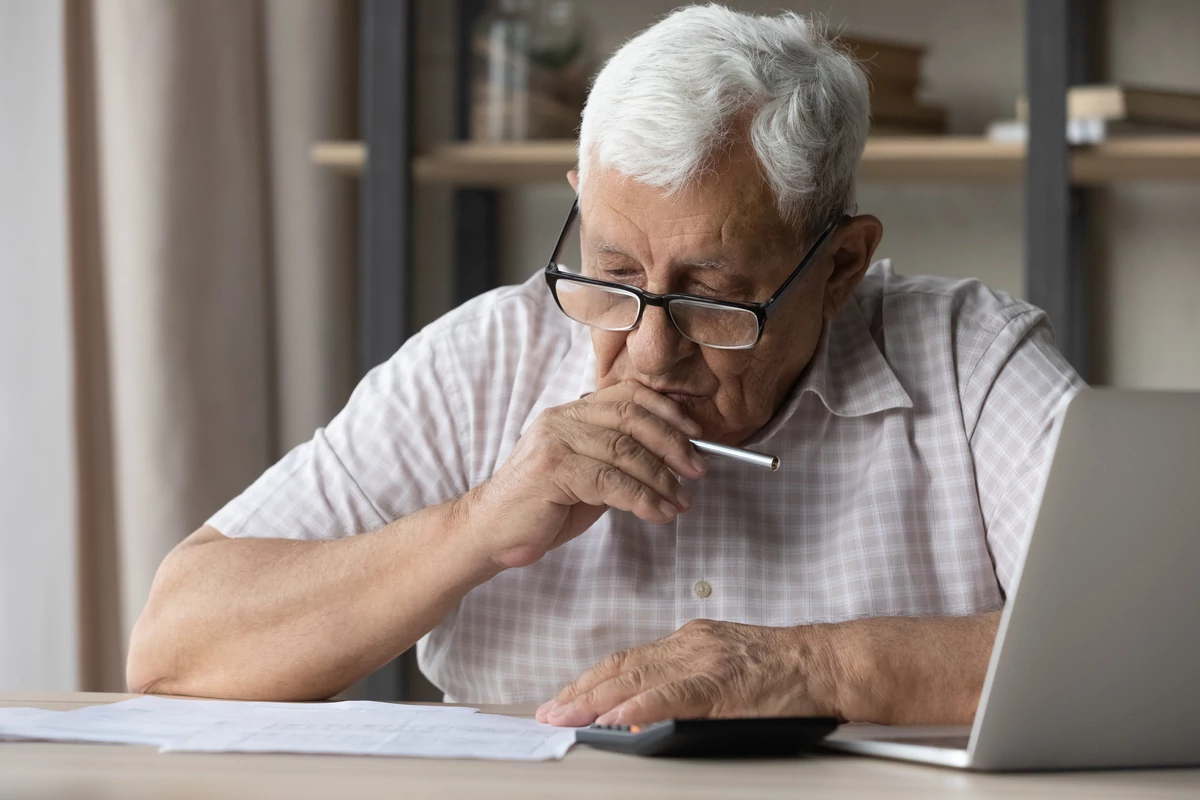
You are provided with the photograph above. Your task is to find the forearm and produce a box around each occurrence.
[822,611,1001,725]
[127,497,500,701]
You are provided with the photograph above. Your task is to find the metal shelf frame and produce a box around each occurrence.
[356,0,414,702]
[1026,0,1100,379]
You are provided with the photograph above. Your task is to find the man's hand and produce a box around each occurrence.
[462,381,707,570]
[534,619,841,727]
[536,613,1002,727]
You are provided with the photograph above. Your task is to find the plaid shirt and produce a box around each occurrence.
[210,261,1083,703]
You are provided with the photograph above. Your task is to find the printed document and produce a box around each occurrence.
[164,710,575,761]
[0,696,574,761]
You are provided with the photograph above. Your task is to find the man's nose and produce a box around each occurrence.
[626,304,691,377]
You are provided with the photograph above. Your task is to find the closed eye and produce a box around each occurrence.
[683,281,729,298]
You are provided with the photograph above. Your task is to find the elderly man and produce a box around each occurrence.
[128,5,1080,728]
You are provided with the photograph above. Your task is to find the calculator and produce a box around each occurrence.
[575,716,840,757]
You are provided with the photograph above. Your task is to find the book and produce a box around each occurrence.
[1016,85,1200,129]
[870,93,948,133]
[989,117,1200,145]
[872,121,948,136]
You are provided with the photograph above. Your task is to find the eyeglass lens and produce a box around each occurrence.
[552,219,760,348]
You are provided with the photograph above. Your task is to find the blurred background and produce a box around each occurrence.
[1,0,1197,697]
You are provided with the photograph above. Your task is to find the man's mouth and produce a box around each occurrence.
[661,391,703,405]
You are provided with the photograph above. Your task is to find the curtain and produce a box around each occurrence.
[63,0,358,691]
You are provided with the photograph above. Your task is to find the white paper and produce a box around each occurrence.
[0,707,59,740]
[163,710,577,761]
[0,697,572,761]
[0,696,479,748]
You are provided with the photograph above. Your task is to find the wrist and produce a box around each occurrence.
[447,487,507,583]
[785,620,870,722]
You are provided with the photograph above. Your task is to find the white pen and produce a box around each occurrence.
[690,439,780,472]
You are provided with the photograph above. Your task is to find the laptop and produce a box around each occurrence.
[824,389,1200,771]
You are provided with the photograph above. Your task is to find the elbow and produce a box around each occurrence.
[125,608,175,695]
[125,527,221,695]
[125,547,195,695]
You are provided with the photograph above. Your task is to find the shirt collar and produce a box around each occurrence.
[575,331,597,399]
[745,296,913,446]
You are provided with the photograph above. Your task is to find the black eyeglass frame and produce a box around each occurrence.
[543,198,840,349]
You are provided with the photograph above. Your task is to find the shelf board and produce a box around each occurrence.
[861,137,1023,181]
[413,138,1028,184]
[1072,137,1200,183]
[414,141,579,184]
[309,141,366,175]
[311,137,1200,185]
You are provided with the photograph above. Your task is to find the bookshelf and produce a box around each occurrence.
[313,136,1200,185]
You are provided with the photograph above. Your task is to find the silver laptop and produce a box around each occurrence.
[825,389,1200,771]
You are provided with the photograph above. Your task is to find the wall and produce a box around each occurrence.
[0,0,80,690]
[414,0,1200,390]
[1097,0,1200,388]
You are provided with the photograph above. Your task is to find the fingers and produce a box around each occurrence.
[536,645,655,723]
[557,453,679,523]
[524,380,709,529]
[598,382,704,440]
[542,661,679,727]
[563,424,691,513]
[594,676,723,726]
[550,394,707,521]
[566,400,707,480]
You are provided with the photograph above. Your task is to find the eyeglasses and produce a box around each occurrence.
[543,199,839,350]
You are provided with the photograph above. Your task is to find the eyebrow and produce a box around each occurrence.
[595,241,729,270]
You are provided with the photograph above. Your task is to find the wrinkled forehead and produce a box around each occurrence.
[580,150,796,267]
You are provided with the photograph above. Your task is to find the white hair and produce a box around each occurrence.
[578,3,869,236]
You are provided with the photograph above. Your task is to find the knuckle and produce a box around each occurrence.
[593,464,623,494]
[623,665,653,693]
[599,648,629,673]
[614,400,636,421]
[608,432,641,463]
[618,399,651,426]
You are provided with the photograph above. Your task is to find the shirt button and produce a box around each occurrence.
[693,580,712,599]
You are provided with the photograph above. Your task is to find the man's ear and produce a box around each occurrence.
[822,214,883,319]
[567,169,580,193]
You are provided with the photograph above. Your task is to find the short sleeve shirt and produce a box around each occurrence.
[209,261,1084,703]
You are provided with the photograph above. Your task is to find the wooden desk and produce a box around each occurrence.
[2,693,1198,799]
